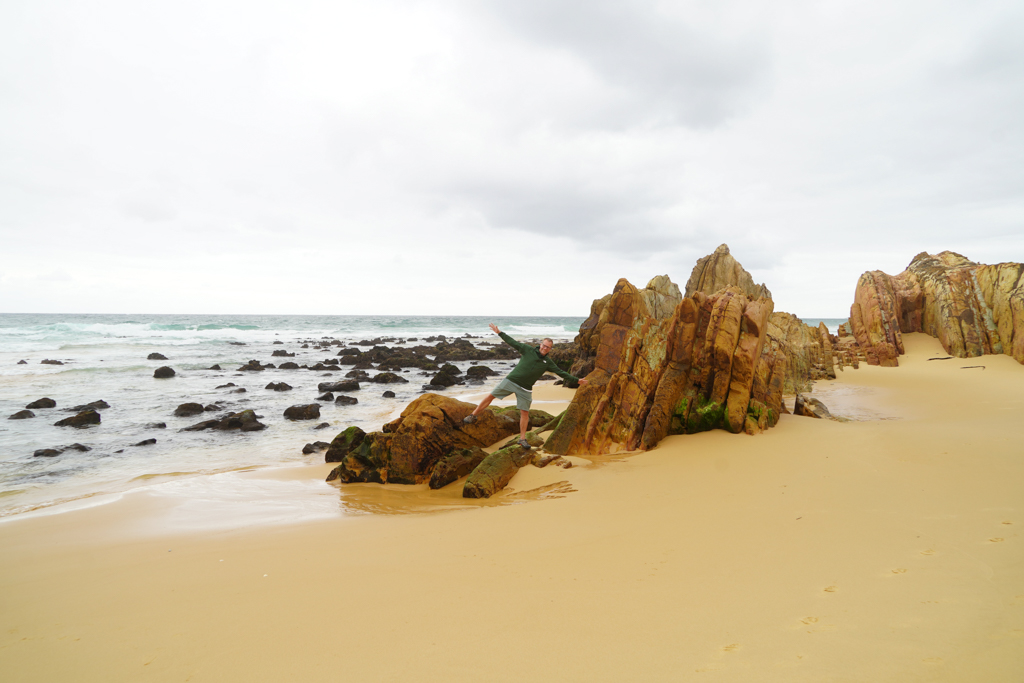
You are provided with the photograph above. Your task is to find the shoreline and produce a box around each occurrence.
[1,334,1021,681]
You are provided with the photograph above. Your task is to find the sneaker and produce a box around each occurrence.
[462,414,477,425]
[518,438,531,450]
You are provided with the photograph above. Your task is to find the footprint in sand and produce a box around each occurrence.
[1002,521,1012,525]
[989,538,1004,543]
[892,568,908,574]
[801,617,818,625]
[722,643,740,653]
[920,549,935,556]
[824,585,837,593]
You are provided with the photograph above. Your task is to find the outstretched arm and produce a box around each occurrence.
[491,323,531,354]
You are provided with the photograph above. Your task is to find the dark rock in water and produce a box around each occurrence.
[466,365,497,379]
[33,448,61,457]
[372,372,409,384]
[174,403,205,417]
[204,404,221,412]
[67,400,109,412]
[237,360,264,371]
[324,426,366,464]
[284,404,321,421]
[183,409,266,432]
[132,438,157,447]
[794,394,833,420]
[17,359,27,364]
[278,362,300,370]
[429,369,460,387]
[265,382,292,391]
[208,364,222,371]
[335,395,358,406]
[271,349,295,357]
[314,422,331,430]
[301,344,309,348]
[216,383,236,389]
[273,340,284,345]
[229,341,246,346]
[429,447,488,489]
[318,380,359,393]
[345,370,370,381]
[231,388,247,393]
[147,352,168,360]
[66,443,91,452]
[26,397,56,409]
[316,392,334,401]
[382,390,396,398]
[263,363,276,369]
[9,410,35,420]
[41,359,64,365]
[337,348,360,356]
[440,363,461,375]
[302,441,331,454]
[153,366,176,378]
[147,422,167,429]
[55,410,101,428]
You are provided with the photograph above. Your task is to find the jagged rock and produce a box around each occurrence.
[316,392,334,401]
[208,364,222,371]
[345,370,371,381]
[237,360,264,371]
[9,410,35,420]
[55,410,101,428]
[271,349,295,357]
[65,443,91,452]
[17,360,27,364]
[849,251,1024,365]
[67,400,109,412]
[132,438,157,447]
[34,448,61,457]
[279,362,300,370]
[273,340,284,345]
[302,441,330,454]
[794,394,833,420]
[265,382,292,391]
[382,390,396,398]
[26,398,56,409]
[428,447,488,489]
[335,395,358,405]
[318,380,359,392]
[462,433,545,498]
[465,365,497,379]
[284,404,321,421]
[182,409,265,432]
[324,426,367,464]
[428,369,460,387]
[41,359,64,365]
[325,395,551,485]
[216,383,236,388]
[371,372,409,384]
[684,244,772,300]
[147,352,168,360]
[153,366,176,378]
[174,402,205,417]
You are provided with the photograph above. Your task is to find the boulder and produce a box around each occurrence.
[382,390,396,398]
[428,447,488,489]
[325,395,551,485]
[204,404,221,411]
[67,400,110,412]
[41,359,64,365]
[231,388,247,394]
[26,397,56,409]
[794,394,833,420]
[271,349,295,357]
[372,372,409,384]
[462,433,545,498]
[33,449,62,457]
[318,380,359,393]
[183,409,266,432]
[302,441,331,454]
[153,366,176,378]
[279,362,300,370]
[313,422,331,430]
[147,422,167,429]
[132,438,157,447]
[237,360,264,371]
[265,382,292,391]
[284,404,321,421]
[17,360,27,364]
[174,402,205,417]
[9,410,35,420]
[335,395,358,406]
[324,426,367,464]
[55,410,101,428]
[316,392,335,401]
[147,352,168,360]
[466,365,497,380]
[216,383,236,389]
[208,364,222,371]
[429,369,460,387]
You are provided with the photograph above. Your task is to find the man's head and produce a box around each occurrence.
[539,338,554,356]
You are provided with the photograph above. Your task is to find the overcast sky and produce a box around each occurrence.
[1,0,1022,318]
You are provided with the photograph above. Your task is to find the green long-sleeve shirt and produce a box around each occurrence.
[498,331,579,390]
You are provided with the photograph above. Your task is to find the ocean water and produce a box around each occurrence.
[0,313,844,523]
[0,314,584,520]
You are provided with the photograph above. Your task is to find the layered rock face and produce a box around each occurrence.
[325,394,552,485]
[849,251,1024,365]
[684,244,772,300]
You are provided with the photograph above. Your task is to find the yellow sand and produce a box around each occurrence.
[1,334,1021,682]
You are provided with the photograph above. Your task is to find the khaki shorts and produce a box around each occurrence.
[490,378,532,411]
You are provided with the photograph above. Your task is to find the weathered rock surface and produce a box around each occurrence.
[335,395,358,405]
[153,366,176,378]
[371,372,409,384]
[302,441,330,454]
[41,359,64,365]
[265,382,292,391]
[278,362,300,370]
[324,394,552,485]
[324,426,366,464]
[132,438,157,447]
[9,410,35,420]
[174,402,205,417]
[428,447,488,489]
[794,394,833,419]
[849,251,1024,365]
[55,410,101,428]
[462,433,545,498]
[284,404,321,421]
[182,409,266,432]
[237,360,265,371]
[271,349,295,357]
[318,380,359,393]
[26,398,56,409]
[147,352,168,360]
[684,244,772,301]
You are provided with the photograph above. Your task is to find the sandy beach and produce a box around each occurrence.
[1,333,1021,682]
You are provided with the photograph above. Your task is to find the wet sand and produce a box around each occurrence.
[1,333,1021,682]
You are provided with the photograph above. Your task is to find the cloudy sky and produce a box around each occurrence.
[1,0,1022,317]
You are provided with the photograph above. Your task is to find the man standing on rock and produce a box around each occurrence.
[463,323,587,450]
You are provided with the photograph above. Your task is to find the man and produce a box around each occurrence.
[463,323,588,449]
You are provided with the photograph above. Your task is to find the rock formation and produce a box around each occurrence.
[849,251,1024,365]
[684,244,772,300]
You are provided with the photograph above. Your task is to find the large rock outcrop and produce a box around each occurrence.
[684,244,772,300]
[849,251,1024,365]
[324,394,553,485]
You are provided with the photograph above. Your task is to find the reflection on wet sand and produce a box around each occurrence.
[334,478,576,515]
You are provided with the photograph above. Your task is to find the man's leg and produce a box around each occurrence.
[519,409,529,440]
[472,394,495,416]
